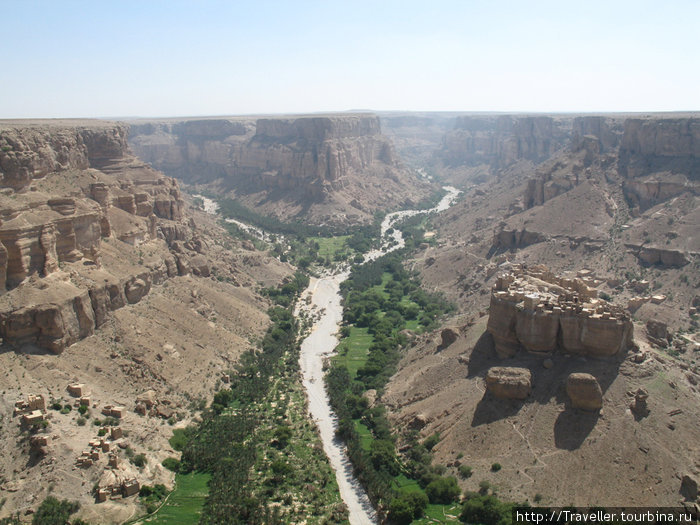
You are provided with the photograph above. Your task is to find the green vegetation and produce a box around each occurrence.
[260,271,309,307]
[327,250,455,521]
[132,453,147,468]
[141,473,210,525]
[216,195,380,269]
[425,477,460,504]
[388,491,429,524]
[423,433,440,452]
[458,465,473,479]
[32,497,80,525]
[169,427,194,451]
[139,484,169,514]
[146,279,346,524]
[162,457,181,472]
[459,494,513,525]
[311,235,350,259]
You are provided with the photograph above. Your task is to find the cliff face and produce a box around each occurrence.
[571,116,624,154]
[618,118,700,179]
[240,115,396,198]
[486,265,634,359]
[618,117,699,210]
[0,123,128,190]
[129,114,429,225]
[0,121,216,353]
[440,115,569,168]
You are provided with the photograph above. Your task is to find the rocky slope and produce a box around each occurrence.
[0,120,291,522]
[382,112,699,508]
[128,114,432,225]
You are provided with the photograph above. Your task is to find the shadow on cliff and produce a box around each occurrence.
[465,331,497,378]
[25,450,45,468]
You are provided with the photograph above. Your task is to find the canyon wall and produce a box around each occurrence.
[132,115,412,188]
[129,114,428,224]
[618,117,700,179]
[618,117,700,210]
[439,115,571,168]
[0,121,212,353]
[0,122,128,190]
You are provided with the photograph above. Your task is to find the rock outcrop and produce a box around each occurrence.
[128,114,428,224]
[0,121,212,353]
[0,122,128,190]
[440,115,569,168]
[566,373,603,411]
[571,116,624,154]
[492,227,547,251]
[486,264,633,358]
[485,367,532,400]
[618,117,700,179]
[618,117,699,210]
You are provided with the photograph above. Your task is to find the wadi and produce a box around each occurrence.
[0,110,696,525]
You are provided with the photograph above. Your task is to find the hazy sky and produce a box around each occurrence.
[2,0,698,118]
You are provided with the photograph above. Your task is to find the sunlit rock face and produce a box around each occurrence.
[486,264,634,359]
[128,114,429,225]
[0,121,196,353]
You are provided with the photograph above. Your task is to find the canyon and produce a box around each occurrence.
[0,110,697,522]
[382,111,699,509]
[128,114,431,225]
[0,120,292,522]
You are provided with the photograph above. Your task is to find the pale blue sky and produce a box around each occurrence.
[2,0,698,118]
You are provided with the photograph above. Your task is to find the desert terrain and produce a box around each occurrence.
[0,112,697,523]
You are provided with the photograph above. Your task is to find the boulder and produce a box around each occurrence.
[566,373,603,411]
[136,390,157,409]
[189,255,210,277]
[485,367,532,400]
[124,275,151,304]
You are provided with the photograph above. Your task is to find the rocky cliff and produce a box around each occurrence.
[486,265,634,358]
[439,115,570,169]
[571,116,624,154]
[0,121,248,353]
[128,114,430,225]
[618,117,699,210]
[0,121,128,190]
[618,117,700,179]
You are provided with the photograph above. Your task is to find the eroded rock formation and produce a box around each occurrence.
[0,122,128,190]
[619,117,699,210]
[486,264,633,358]
[566,373,603,411]
[440,115,569,168]
[485,366,532,400]
[0,121,212,353]
[128,114,427,224]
